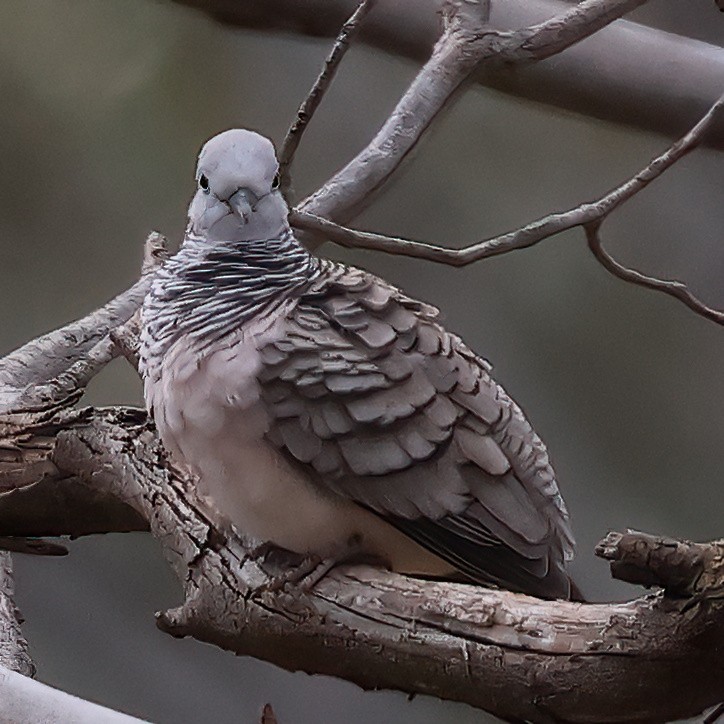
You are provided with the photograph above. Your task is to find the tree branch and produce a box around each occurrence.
[0,666,150,724]
[585,223,724,326]
[0,553,34,678]
[299,0,651,225]
[2,408,722,722]
[0,232,167,416]
[290,92,724,325]
[172,0,724,150]
[278,0,377,199]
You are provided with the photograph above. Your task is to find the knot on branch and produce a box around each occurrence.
[442,0,492,44]
[595,530,724,597]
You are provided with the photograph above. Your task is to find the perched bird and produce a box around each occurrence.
[140,129,575,600]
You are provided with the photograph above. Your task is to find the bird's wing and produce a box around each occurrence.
[258,263,575,598]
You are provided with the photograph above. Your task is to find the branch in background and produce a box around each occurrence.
[172,0,724,151]
[0,666,150,724]
[0,232,167,416]
[585,223,724,326]
[291,93,724,325]
[300,0,651,224]
[298,0,492,224]
[0,553,34,677]
[491,0,650,64]
[278,0,376,199]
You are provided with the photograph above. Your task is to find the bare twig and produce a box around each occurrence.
[585,223,724,326]
[278,0,376,198]
[291,93,724,324]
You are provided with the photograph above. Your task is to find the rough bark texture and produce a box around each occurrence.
[2,3,723,721]
[172,0,724,150]
[0,553,34,678]
[0,399,722,722]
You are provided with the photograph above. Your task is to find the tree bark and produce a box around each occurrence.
[172,0,724,150]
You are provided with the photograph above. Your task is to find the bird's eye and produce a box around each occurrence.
[271,173,280,190]
[199,174,210,193]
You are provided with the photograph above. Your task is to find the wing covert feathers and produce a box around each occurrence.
[258,262,575,599]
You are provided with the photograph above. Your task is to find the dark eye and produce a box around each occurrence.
[271,173,280,190]
[199,174,210,193]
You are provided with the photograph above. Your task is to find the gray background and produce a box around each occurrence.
[1,1,723,722]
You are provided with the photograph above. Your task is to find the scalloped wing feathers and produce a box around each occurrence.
[258,263,575,599]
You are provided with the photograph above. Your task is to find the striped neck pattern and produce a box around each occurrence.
[141,226,320,361]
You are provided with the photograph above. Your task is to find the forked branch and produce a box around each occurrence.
[278,0,377,197]
[291,93,724,326]
[300,0,652,224]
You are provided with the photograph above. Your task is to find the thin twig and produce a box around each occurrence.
[278,0,376,198]
[291,94,724,325]
[585,222,724,326]
[293,93,723,263]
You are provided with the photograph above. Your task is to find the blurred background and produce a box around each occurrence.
[1,1,723,722]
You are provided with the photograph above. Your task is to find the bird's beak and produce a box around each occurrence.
[227,188,259,224]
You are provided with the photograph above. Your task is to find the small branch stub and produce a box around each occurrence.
[595,530,724,597]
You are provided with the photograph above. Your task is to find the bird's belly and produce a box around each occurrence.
[150,329,453,576]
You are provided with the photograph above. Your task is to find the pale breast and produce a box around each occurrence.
[144,311,453,576]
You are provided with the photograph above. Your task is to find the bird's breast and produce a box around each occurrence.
[145,313,364,554]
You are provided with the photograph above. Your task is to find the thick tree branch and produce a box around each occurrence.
[172,0,724,150]
[299,0,651,224]
[0,408,719,723]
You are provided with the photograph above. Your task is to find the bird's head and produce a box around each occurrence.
[187,129,289,242]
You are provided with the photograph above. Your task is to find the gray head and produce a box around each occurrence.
[187,129,289,242]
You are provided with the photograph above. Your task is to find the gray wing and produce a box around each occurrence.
[258,263,575,599]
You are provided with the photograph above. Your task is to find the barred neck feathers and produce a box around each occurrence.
[143,227,320,356]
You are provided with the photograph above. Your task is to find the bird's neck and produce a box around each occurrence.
[142,226,319,355]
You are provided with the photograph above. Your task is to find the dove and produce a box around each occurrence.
[139,129,576,599]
